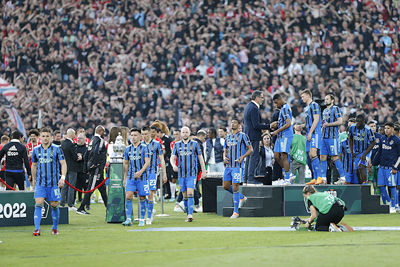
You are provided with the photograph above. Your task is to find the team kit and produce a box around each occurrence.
[2,91,399,235]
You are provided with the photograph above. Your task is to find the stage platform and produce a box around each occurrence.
[217,184,389,217]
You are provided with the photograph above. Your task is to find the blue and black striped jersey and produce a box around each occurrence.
[32,144,65,187]
[322,105,342,139]
[278,103,293,138]
[143,139,163,174]
[340,138,354,173]
[224,132,251,168]
[305,101,321,136]
[348,125,375,154]
[124,143,149,180]
[172,140,202,178]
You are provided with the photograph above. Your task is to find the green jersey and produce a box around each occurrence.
[339,132,347,144]
[307,192,345,214]
[290,134,306,165]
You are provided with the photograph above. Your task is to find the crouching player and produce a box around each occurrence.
[301,185,352,232]
[223,118,253,218]
[377,122,400,213]
[122,128,150,227]
[170,127,206,222]
[32,127,67,236]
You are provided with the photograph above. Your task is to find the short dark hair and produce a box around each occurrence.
[385,122,394,128]
[141,126,151,132]
[326,93,335,101]
[150,126,161,132]
[11,130,23,140]
[348,118,356,123]
[219,127,227,132]
[208,128,217,137]
[28,129,40,137]
[251,90,263,100]
[356,114,365,122]
[300,89,312,97]
[53,130,61,136]
[232,117,240,123]
[272,94,282,101]
[130,127,141,134]
[40,127,53,134]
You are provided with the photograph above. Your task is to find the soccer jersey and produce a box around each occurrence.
[370,132,383,166]
[348,125,375,154]
[172,140,202,178]
[340,138,354,174]
[123,143,149,180]
[322,105,342,139]
[32,144,65,187]
[224,132,251,168]
[143,139,162,174]
[305,101,321,136]
[278,103,293,138]
[290,134,306,165]
[379,135,400,169]
[307,192,345,214]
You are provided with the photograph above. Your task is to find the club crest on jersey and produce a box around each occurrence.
[390,140,394,145]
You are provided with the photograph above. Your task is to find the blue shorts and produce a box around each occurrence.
[321,138,339,156]
[377,167,397,187]
[34,185,61,202]
[345,171,358,184]
[354,153,371,170]
[147,173,157,191]
[306,133,321,152]
[179,176,196,192]
[126,179,149,196]
[274,136,293,154]
[223,167,243,184]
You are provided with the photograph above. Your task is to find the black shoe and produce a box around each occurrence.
[86,205,90,210]
[76,209,90,215]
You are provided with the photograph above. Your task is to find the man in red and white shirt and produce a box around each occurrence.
[26,129,41,167]
[73,128,90,146]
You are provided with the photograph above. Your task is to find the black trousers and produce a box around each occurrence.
[5,171,25,190]
[78,168,108,210]
[316,204,345,231]
[76,172,89,201]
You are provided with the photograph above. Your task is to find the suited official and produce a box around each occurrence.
[60,129,80,209]
[243,90,271,185]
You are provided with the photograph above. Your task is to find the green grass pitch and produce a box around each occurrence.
[1,201,399,267]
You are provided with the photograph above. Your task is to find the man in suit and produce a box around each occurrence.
[243,90,271,185]
[60,128,80,210]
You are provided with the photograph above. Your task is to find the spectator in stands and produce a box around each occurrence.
[205,128,225,173]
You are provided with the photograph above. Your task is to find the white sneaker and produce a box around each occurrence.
[239,196,247,209]
[281,179,292,186]
[174,205,183,212]
[289,174,296,183]
[334,177,346,185]
[98,198,104,204]
[194,205,203,213]
[329,223,342,232]
[390,207,397,214]
[68,207,77,212]
[178,201,186,212]
[146,218,152,225]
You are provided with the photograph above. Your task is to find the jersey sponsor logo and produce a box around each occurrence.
[7,151,18,156]
[179,150,193,156]
[353,136,365,141]
[39,158,53,164]
[382,144,392,150]
[129,155,142,160]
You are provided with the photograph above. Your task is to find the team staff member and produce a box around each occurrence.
[302,185,346,232]
[0,135,10,189]
[31,127,67,236]
[0,130,31,190]
[76,126,108,215]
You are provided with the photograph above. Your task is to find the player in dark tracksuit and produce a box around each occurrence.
[0,130,31,190]
[376,122,400,213]
[76,126,108,215]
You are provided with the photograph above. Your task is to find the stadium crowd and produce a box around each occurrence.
[0,0,399,136]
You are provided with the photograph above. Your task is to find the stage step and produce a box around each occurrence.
[361,186,389,214]
[223,207,270,217]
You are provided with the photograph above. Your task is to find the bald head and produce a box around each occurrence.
[66,128,76,139]
[181,126,190,141]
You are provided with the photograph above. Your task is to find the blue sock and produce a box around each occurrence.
[51,207,59,230]
[311,157,321,179]
[233,192,240,213]
[140,199,147,220]
[125,199,133,219]
[34,205,42,231]
[147,201,154,219]
[379,186,390,205]
[389,187,398,208]
[184,198,188,214]
[187,197,194,215]
[334,159,346,178]
[320,160,327,179]
[227,186,244,199]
